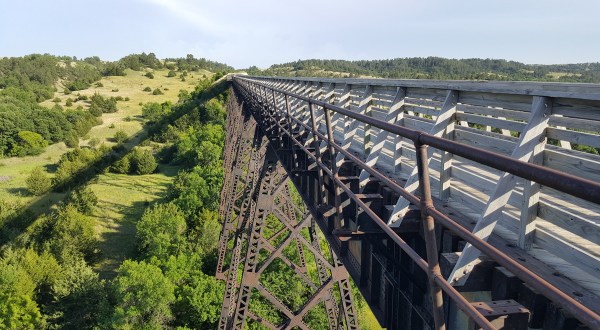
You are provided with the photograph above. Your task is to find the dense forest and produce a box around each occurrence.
[247,57,600,82]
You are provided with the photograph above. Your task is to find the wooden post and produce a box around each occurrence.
[449,96,552,286]
[388,90,459,225]
[358,87,407,188]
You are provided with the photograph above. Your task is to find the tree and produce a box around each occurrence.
[142,101,171,122]
[89,93,117,114]
[110,154,131,174]
[51,257,108,330]
[130,148,157,175]
[172,272,223,328]
[170,166,223,218]
[113,130,128,144]
[0,292,45,329]
[11,131,48,156]
[48,205,97,261]
[25,167,51,196]
[136,202,187,260]
[64,133,79,148]
[66,186,98,215]
[110,260,175,329]
[0,251,49,329]
[175,124,224,168]
[189,209,221,253]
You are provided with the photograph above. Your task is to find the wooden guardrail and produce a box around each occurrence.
[237,75,600,329]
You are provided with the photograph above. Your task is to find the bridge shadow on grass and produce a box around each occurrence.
[0,128,150,246]
[0,79,229,248]
[94,200,148,280]
[6,187,29,196]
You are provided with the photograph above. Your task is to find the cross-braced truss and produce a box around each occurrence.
[217,91,359,330]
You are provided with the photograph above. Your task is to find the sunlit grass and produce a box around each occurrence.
[0,69,206,206]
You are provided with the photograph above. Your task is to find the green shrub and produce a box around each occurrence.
[130,148,157,175]
[49,205,97,260]
[64,134,79,148]
[109,123,116,129]
[88,107,101,117]
[95,82,103,87]
[53,97,61,103]
[89,93,117,114]
[26,167,52,196]
[10,131,48,156]
[66,186,98,215]
[143,86,152,92]
[167,70,176,77]
[65,98,73,107]
[152,88,163,95]
[110,154,131,174]
[113,130,128,144]
[145,72,154,79]
[136,203,186,260]
[111,89,119,92]
[88,137,100,148]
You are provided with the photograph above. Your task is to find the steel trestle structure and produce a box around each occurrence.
[217,91,358,329]
[218,76,600,330]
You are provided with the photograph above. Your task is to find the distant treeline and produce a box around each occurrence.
[247,57,600,82]
[0,53,232,158]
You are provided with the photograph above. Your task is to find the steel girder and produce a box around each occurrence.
[217,89,359,329]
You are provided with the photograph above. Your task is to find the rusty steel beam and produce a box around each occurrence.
[217,89,359,329]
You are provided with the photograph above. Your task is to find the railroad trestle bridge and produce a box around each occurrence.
[216,75,600,329]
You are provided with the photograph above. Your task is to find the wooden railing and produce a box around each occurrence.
[235,75,600,329]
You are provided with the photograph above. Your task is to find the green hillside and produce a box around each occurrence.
[248,57,600,82]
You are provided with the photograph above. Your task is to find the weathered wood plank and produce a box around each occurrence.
[388,90,459,225]
[455,113,527,132]
[553,97,600,121]
[450,96,552,286]
[458,104,531,121]
[261,76,600,101]
[535,228,600,279]
[454,129,516,156]
[546,127,600,149]
[359,87,407,188]
[544,149,600,183]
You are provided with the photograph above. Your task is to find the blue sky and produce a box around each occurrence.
[0,0,598,69]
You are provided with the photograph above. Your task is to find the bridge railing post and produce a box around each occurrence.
[324,107,342,232]
[309,101,325,205]
[415,140,447,330]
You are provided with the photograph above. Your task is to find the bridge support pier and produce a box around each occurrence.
[217,89,359,329]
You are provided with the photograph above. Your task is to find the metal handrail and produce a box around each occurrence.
[233,75,600,330]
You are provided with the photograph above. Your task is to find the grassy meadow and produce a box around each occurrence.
[1,68,210,276]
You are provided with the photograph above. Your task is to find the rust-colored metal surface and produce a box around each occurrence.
[217,91,358,329]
